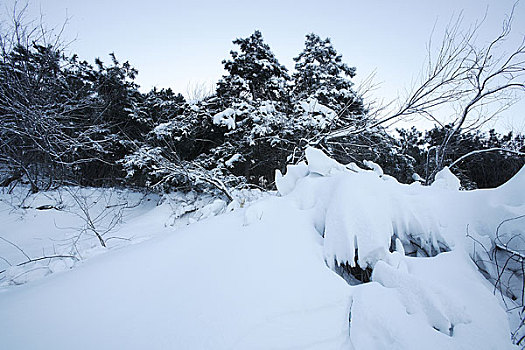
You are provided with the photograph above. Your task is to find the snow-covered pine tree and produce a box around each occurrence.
[292,33,365,129]
[118,88,189,187]
[216,30,290,104]
[208,31,293,186]
[289,34,420,181]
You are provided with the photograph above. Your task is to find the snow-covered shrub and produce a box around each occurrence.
[276,147,525,345]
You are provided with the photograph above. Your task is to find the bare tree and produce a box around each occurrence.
[385,8,525,182]
[185,80,214,102]
[0,2,124,191]
[315,7,525,184]
[468,215,525,347]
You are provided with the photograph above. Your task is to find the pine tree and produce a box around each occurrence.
[216,30,290,104]
[195,31,293,185]
[292,33,365,127]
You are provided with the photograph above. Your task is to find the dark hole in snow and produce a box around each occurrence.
[36,204,56,210]
[332,249,373,285]
[389,235,396,253]
[433,324,455,337]
[333,236,451,286]
[342,262,372,284]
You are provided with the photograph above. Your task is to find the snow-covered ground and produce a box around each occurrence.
[1,148,523,349]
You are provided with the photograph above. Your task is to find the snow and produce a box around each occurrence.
[296,98,337,129]
[276,147,523,347]
[0,193,351,350]
[304,147,346,176]
[363,159,384,177]
[0,187,262,278]
[275,161,309,196]
[431,166,461,190]
[0,147,523,349]
[213,107,237,130]
[225,153,243,168]
[351,250,512,349]
[151,120,180,138]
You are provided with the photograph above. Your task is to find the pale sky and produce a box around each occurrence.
[4,0,525,131]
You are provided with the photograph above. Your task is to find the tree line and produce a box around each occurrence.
[0,13,523,196]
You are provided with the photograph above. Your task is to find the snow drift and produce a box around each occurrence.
[1,147,523,349]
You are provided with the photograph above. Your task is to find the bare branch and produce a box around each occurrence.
[449,147,525,168]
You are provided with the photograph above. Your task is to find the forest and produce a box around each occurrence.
[1,13,523,198]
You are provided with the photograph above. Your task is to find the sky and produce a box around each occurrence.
[3,0,525,132]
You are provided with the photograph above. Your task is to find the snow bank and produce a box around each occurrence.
[277,147,524,269]
[0,194,351,350]
[275,147,523,348]
[0,147,522,349]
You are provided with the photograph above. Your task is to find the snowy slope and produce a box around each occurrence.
[1,148,523,349]
[0,196,351,349]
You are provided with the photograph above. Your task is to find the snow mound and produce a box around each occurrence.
[305,147,346,176]
[350,251,511,349]
[278,147,524,270]
[277,147,523,348]
[275,161,308,196]
[431,166,461,190]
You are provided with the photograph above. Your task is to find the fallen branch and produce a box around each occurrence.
[0,254,78,275]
